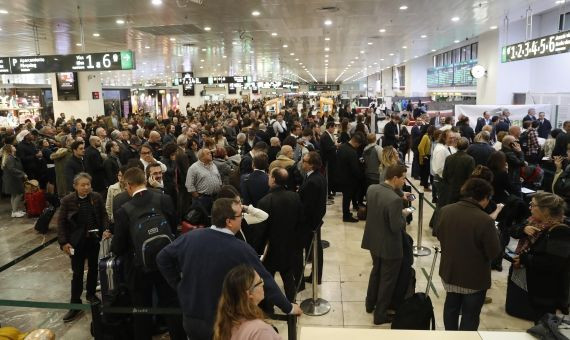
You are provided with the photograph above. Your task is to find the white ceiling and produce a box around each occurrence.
[0,0,564,85]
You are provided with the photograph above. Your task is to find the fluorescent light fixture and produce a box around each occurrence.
[324,47,330,51]
[283,44,288,48]
[232,41,238,45]
[144,45,150,49]
[454,39,460,43]
[368,42,373,45]
[170,37,176,41]
[389,53,394,56]
[0,10,8,14]
[252,11,260,16]
[490,25,498,30]
[431,49,436,52]
[152,0,163,5]
[360,50,365,54]
[116,19,125,24]
[325,37,331,41]
[223,55,227,58]
[324,19,332,25]
[399,5,408,10]
[201,48,206,51]
[93,33,100,37]
[451,17,460,22]
[271,32,277,36]
[204,26,211,31]
[402,46,407,49]
[200,59,204,62]
[379,29,386,33]
[76,43,82,46]
[421,35,427,38]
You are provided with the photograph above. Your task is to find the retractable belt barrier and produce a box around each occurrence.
[406,178,433,257]
[0,237,58,273]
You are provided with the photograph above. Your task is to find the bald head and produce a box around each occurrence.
[508,125,521,139]
[89,136,101,148]
[281,145,293,159]
[270,137,280,147]
[149,131,161,143]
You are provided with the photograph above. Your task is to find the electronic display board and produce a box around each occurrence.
[502,29,570,62]
[427,60,477,88]
[308,84,340,91]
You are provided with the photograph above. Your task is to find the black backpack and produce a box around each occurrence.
[519,130,529,154]
[123,193,174,272]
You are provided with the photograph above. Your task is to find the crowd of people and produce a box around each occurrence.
[0,98,568,339]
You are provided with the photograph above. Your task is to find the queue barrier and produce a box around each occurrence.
[406,178,435,257]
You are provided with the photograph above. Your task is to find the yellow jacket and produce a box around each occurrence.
[418,134,431,165]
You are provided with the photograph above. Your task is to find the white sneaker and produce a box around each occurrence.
[11,211,26,218]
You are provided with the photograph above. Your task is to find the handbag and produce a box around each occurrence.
[527,314,569,340]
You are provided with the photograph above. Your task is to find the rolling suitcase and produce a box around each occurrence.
[34,206,56,234]
[98,255,125,305]
[391,246,440,330]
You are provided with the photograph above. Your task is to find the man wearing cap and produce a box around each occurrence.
[16,130,44,182]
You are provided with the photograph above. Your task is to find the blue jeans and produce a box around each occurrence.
[443,290,487,331]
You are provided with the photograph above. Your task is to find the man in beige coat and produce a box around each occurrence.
[269,145,295,173]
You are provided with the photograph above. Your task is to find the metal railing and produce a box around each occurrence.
[406,178,437,257]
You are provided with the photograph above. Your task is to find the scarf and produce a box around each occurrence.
[515,216,560,254]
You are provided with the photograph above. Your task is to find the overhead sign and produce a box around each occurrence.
[309,84,340,91]
[502,29,570,62]
[0,51,135,74]
[427,60,477,88]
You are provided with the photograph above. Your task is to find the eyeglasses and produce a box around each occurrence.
[232,212,244,219]
[250,278,264,291]
[140,151,151,155]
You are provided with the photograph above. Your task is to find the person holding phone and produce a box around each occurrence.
[501,135,525,197]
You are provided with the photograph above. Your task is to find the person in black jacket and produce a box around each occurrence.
[382,115,400,148]
[240,153,269,207]
[467,131,495,166]
[475,111,491,134]
[298,152,327,287]
[336,133,365,222]
[536,112,552,139]
[457,116,475,143]
[85,136,106,194]
[501,136,525,197]
[64,141,86,193]
[111,167,185,340]
[103,141,121,189]
[16,130,43,181]
[239,141,267,179]
[320,121,338,198]
[552,120,570,157]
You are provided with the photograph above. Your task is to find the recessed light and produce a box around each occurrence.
[201,48,207,52]
[414,55,418,58]
[271,32,277,36]
[324,19,332,25]
[454,40,460,43]
[402,46,407,49]
[431,49,436,52]
[556,0,565,4]
[0,9,8,14]
[200,59,204,62]
[389,53,394,56]
[399,5,408,10]
[490,25,498,30]
[351,61,354,64]
[76,43,82,46]
[93,33,100,37]
[200,66,203,69]
[325,60,329,62]
[170,37,176,41]
[379,29,386,33]
[451,17,460,22]
[380,58,385,61]
[421,35,427,38]
[290,53,295,56]
[204,26,211,31]
[355,56,359,59]
[252,10,261,16]
[283,44,288,48]
[325,55,329,58]
[144,45,150,49]
[116,19,125,24]
[295,58,299,61]
[151,0,162,5]
[249,51,254,54]
[324,37,331,41]
[368,42,373,45]
[374,62,378,65]
[324,47,330,51]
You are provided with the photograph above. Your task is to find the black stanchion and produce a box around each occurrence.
[300,230,331,316]
[90,301,103,340]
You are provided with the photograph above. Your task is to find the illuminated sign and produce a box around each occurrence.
[502,29,570,62]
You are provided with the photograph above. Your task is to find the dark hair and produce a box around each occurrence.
[253,141,268,152]
[145,162,162,179]
[217,185,240,200]
[384,164,407,180]
[123,167,146,186]
[211,198,239,228]
[487,151,506,172]
[351,131,366,146]
[118,165,129,175]
[523,121,531,129]
[253,152,268,170]
[162,143,178,159]
[304,151,322,170]
[302,128,312,137]
[326,121,335,129]
[460,178,493,201]
[470,165,494,183]
[282,136,297,149]
[456,137,469,151]
[551,128,563,139]
[271,167,289,186]
[126,158,145,170]
[70,140,84,151]
[105,141,116,154]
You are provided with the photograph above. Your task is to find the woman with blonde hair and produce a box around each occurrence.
[1,143,27,217]
[379,145,400,182]
[213,265,281,340]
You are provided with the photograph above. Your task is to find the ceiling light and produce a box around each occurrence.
[76,43,82,46]
[360,50,365,54]
[490,25,498,30]
[421,35,427,38]
[200,59,204,62]
[451,17,460,22]
[204,26,211,31]
[290,53,295,56]
[116,19,125,24]
[351,61,355,64]
[380,58,385,61]
[402,46,407,49]
[249,51,254,54]
[399,5,408,10]
[325,60,329,62]
[252,10,260,16]
[223,55,227,58]
[324,37,331,41]
[295,58,299,61]
[324,47,330,51]
[368,42,373,45]
[200,66,203,69]
[283,44,288,48]
[151,0,162,5]
[201,48,206,51]
[454,40,460,43]
[355,56,359,59]
[324,19,332,26]
[144,45,150,49]
[170,37,176,41]
[232,41,238,45]
[379,29,386,33]
[373,62,378,65]
[431,49,436,52]
[389,53,394,56]
[93,33,100,37]
[271,32,277,36]
[556,0,566,4]
[0,9,8,14]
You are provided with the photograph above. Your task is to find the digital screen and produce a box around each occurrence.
[502,29,570,62]
[182,72,195,96]
[308,84,340,91]
[57,72,76,90]
[228,83,237,94]
[427,60,477,88]
[4,51,135,74]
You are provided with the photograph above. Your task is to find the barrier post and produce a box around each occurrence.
[412,192,431,257]
[300,230,331,316]
[90,301,103,340]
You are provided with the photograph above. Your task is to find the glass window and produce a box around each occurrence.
[465,46,471,61]
[471,43,478,60]
[433,55,437,67]
[436,54,443,67]
[460,47,467,62]
[454,48,461,64]
[559,12,570,31]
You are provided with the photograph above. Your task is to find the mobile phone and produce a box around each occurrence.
[406,206,416,213]
[408,194,416,201]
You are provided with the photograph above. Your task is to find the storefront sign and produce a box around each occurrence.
[502,29,570,62]
[1,51,135,74]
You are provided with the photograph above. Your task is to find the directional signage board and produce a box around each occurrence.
[1,51,135,74]
[502,29,570,62]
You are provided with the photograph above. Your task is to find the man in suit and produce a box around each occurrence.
[111,167,185,340]
[298,152,327,287]
[522,108,537,123]
[552,121,570,157]
[320,121,338,199]
[466,131,494,166]
[475,111,491,134]
[537,112,552,139]
[501,109,512,127]
[361,164,411,325]
[240,141,268,178]
[383,114,400,148]
[240,153,269,207]
[429,111,443,128]
[440,137,476,208]
[337,133,365,222]
[85,136,106,194]
[257,167,304,303]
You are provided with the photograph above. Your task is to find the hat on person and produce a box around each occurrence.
[16,130,30,143]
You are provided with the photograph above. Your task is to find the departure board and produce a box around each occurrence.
[502,29,570,62]
[0,51,135,74]
[427,60,477,87]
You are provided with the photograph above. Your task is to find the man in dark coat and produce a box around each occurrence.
[16,130,43,181]
[298,152,327,287]
[257,167,303,303]
[382,115,400,148]
[85,136,106,194]
[64,141,86,193]
[320,121,338,198]
[103,141,121,188]
[502,135,525,197]
[240,153,269,207]
[440,137,476,207]
[475,111,491,134]
[537,112,552,139]
[552,121,570,157]
[336,133,365,222]
[466,131,495,166]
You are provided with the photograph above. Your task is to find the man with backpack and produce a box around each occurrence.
[111,167,186,340]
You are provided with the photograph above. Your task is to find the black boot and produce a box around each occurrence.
[63,309,83,323]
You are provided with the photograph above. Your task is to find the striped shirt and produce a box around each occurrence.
[442,280,479,294]
[185,160,222,195]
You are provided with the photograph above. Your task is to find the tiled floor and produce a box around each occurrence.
[0,166,537,339]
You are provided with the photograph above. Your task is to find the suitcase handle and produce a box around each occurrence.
[425,246,441,296]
